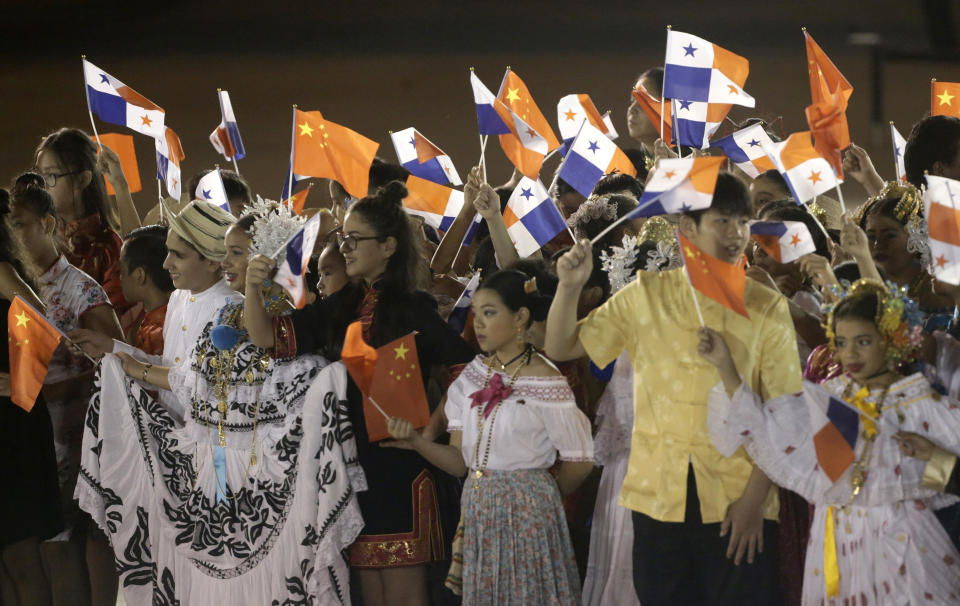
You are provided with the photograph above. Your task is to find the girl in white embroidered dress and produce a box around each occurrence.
[699,279,960,604]
[384,269,593,606]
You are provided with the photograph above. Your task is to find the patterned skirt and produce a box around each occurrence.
[452,468,581,606]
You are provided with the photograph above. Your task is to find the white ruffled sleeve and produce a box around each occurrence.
[444,371,469,432]
[934,331,960,401]
[708,379,835,503]
[539,401,594,463]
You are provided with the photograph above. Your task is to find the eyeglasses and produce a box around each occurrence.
[336,231,381,252]
[37,170,78,188]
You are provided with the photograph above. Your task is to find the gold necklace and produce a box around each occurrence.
[190,305,270,500]
[842,380,890,504]
[471,349,531,490]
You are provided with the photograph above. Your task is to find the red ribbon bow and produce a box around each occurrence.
[469,373,513,418]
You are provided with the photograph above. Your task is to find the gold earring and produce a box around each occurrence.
[515,327,525,346]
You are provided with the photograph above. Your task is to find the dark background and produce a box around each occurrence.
[4,1,960,214]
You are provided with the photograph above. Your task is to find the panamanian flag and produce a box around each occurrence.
[890,121,907,183]
[749,220,816,264]
[390,127,462,186]
[209,89,246,162]
[274,211,322,309]
[628,156,724,218]
[195,168,230,210]
[503,177,568,257]
[762,131,838,204]
[83,59,165,139]
[709,123,776,179]
[558,122,636,197]
[924,174,960,285]
[155,126,184,201]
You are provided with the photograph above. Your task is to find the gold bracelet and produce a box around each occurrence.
[141,363,152,382]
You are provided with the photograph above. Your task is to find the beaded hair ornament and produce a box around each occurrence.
[851,181,931,270]
[823,278,925,366]
[243,195,307,257]
[567,195,618,236]
[600,216,682,294]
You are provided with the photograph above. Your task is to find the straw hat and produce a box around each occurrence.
[164,198,236,262]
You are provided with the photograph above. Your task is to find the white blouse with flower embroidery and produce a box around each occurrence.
[445,355,594,471]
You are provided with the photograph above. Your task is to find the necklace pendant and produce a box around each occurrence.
[249,453,257,466]
[218,434,226,448]
[218,400,228,415]
[475,469,483,479]
[246,370,255,384]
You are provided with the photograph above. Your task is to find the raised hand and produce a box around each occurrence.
[96,144,128,190]
[246,254,277,289]
[555,240,594,288]
[842,144,884,196]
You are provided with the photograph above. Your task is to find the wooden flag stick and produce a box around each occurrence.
[287,104,298,202]
[546,122,585,242]
[660,26,671,143]
[81,55,102,152]
[479,134,488,183]
[367,396,391,421]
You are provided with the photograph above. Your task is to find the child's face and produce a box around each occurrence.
[317,244,348,299]
[685,209,750,264]
[220,225,252,292]
[834,317,889,382]
[8,205,50,262]
[471,288,526,354]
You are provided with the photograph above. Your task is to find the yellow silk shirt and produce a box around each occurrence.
[578,268,802,523]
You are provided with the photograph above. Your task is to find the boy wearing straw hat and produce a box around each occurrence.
[545,173,801,606]
[71,199,237,420]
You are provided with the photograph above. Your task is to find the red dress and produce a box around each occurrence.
[62,214,136,326]
[130,304,167,356]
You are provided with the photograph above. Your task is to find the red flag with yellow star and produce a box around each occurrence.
[932,81,960,117]
[283,182,313,215]
[292,109,379,199]
[340,322,429,441]
[677,232,748,318]
[497,69,561,151]
[8,296,63,411]
[803,31,852,180]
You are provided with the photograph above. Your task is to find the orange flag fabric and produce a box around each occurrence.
[631,85,672,145]
[91,133,142,195]
[8,296,63,411]
[340,322,430,442]
[804,31,853,180]
[932,81,960,117]
[292,109,379,199]
[677,232,749,318]
[497,69,561,151]
[283,183,312,215]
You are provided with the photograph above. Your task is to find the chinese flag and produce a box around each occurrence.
[292,109,378,200]
[8,297,63,411]
[631,86,672,145]
[283,183,312,215]
[932,81,960,117]
[804,31,852,180]
[497,69,561,151]
[91,133,142,195]
[340,322,430,442]
[678,232,749,318]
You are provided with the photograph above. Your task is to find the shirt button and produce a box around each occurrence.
[175,357,181,363]
[182,325,187,331]
[190,296,196,302]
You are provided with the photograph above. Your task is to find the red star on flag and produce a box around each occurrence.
[664,170,676,179]
[808,171,822,184]
[564,109,577,121]
[790,234,802,247]
[937,254,948,268]
[141,114,153,126]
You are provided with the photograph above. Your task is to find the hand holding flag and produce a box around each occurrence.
[271,211,322,308]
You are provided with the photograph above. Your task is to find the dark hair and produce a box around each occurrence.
[832,291,879,327]
[905,115,960,188]
[349,180,420,293]
[36,128,118,230]
[188,169,252,205]
[11,174,57,219]
[235,213,257,232]
[637,67,664,98]
[122,225,174,293]
[622,148,650,182]
[757,200,830,258]
[0,189,40,296]
[368,158,410,193]
[755,169,791,197]
[592,173,643,199]
[478,269,553,326]
[684,171,752,225]
[833,261,861,283]
[858,195,906,230]
[555,177,578,197]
